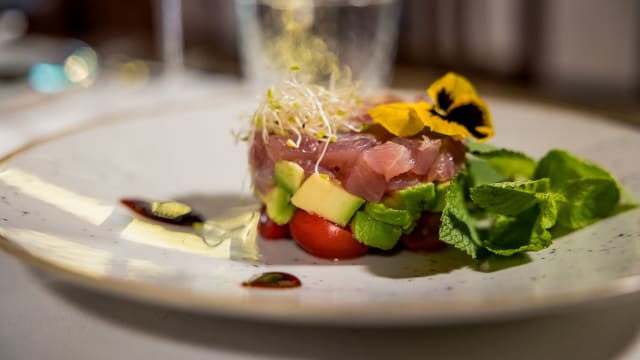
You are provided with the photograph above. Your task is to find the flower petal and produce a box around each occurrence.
[417,109,470,140]
[446,94,493,140]
[427,72,478,112]
[368,102,426,137]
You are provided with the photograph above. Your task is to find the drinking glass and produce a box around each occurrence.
[235,0,401,92]
[156,0,183,75]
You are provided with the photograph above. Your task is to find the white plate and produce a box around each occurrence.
[1,96,639,326]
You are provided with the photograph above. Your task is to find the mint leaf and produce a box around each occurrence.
[467,157,506,186]
[536,194,560,229]
[555,178,620,229]
[439,172,484,258]
[535,150,622,229]
[484,199,557,256]
[465,140,498,154]
[444,147,633,259]
[467,141,537,180]
[471,180,557,256]
[475,149,536,180]
[470,179,550,216]
[534,149,613,189]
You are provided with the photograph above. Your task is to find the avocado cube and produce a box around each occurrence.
[364,202,413,229]
[264,186,295,225]
[351,211,402,250]
[274,160,305,193]
[430,182,450,212]
[384,182,436,213]
[290,173,364,227]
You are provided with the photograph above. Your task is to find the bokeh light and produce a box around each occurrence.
[63,47,98,87]
[28,63,69,93]
[29,46,99,93]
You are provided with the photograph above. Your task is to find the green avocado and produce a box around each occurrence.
[383,182,436,213]
[430,182,451,212]
[264,186,295,225]
[351,211,402,250]
[290,173,365,226]
[363,202,413,230]
[274,160,305,193]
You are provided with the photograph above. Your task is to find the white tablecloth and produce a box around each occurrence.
[1,74,639,360]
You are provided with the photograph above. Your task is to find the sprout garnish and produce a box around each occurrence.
[248,71,363,173]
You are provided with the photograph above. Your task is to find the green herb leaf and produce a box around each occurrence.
[534,149,622,229]
[470,179,550,216]
[482,150,537,179]
[437,146,632,259]
[465,140,498,154]
[468,143,537,180]
[439,172,484,258]
[468,179,557,256]
[555,178,620,229]
[484,200,556,256]
[467,157,506,186]
[534,149,614,188]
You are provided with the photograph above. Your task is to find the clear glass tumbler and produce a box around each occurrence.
[236,0,401,92]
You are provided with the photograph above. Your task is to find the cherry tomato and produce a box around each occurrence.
[400,212,447,252]
[289,210,369,259]
[258,209,290,239]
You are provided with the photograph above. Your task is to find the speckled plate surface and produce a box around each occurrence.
[1,97,639,326]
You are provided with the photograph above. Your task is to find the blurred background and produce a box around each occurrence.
[0,0,638,124]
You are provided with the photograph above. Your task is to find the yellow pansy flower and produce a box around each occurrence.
[426,72,493,140]
[368,72,494,141]
[427,72,478,110]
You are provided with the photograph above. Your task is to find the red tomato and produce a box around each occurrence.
[258,209,290,240]
[400,212,447,251]
[289,210,369,259]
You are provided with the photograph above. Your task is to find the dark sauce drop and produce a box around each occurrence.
[242,272,302,289]
[120,198,204,226]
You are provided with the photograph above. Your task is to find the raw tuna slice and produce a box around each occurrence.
[320,133,378,173]
[387,173,421,191]
[249,135,275,194]
[363,141,414,181]
[391,137,441,176]
[342,153,387,202]
[265,134,321,162]
[427,152,457,182]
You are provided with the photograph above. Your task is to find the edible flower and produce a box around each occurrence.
[368,72,494,141]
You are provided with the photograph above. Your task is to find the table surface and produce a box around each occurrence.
[1,73,639,360]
